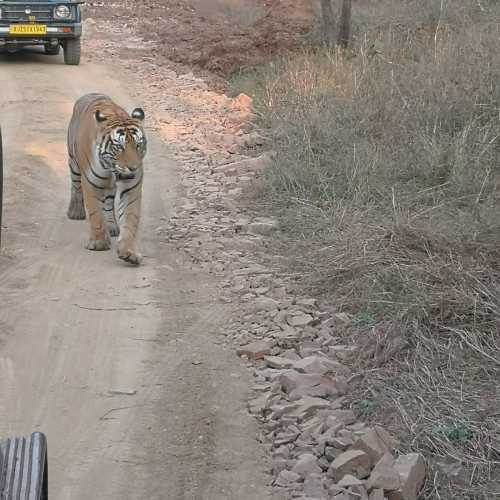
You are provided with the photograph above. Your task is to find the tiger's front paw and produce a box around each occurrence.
[117,243,142,266]
[107,223,120,237]
[85,237,111,251]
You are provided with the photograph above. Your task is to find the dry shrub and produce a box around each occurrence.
[254,0,500,496]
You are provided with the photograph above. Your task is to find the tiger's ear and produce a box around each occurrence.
[95,110,107,123]
[131,108,145,121]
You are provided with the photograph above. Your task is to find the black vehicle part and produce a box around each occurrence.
[0,432,48,500]
[63,38,81,65]
[44,45,61,56]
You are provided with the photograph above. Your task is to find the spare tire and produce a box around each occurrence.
[0,432,48,499]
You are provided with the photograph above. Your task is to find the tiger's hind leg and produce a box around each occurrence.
[67,156,86,220]
[103,181,120,237]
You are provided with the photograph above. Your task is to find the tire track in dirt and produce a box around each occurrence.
[0,48,273,499]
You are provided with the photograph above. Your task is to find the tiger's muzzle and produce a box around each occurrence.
[114,166,139,181]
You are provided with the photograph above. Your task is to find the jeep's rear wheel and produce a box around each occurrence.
[44,45,60,55]
[63,38,81,65]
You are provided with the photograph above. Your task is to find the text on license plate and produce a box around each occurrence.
[9,24,47,35]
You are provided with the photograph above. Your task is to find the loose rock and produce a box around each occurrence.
[274,469,301,487]
[367,453,401,491]
[328,449,372,481]
[352,427,396,465]
[387,453,426,500]
[292,453,322,478]
[293,356,351,376]
[338,474,365,487]
[236,340,272,360]
[287,313,314,327]
[369,489,387,500]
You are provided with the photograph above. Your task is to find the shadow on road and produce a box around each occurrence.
[0,46,62,65]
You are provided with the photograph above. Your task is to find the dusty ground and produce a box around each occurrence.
[85,0,315,88]
[0,38,274,500]
[0,2,433,500]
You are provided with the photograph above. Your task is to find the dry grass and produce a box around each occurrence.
[192,0,268,26]
[239,0,500,497]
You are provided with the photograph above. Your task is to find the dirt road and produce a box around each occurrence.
[0,51,272,499]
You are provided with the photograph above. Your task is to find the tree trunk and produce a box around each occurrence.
[337,0,352,48]
[320,0,336,43]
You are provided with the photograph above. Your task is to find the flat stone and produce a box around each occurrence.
[332,494,355,500]
[287,313,314,327]
[330,436,354,450]
[270,401,301,420]
[324,445,343,461]
[328,344,357,360]
[248,393,272,414]
[437,457,467,486]
[217,154,271,175]
[293,356,351,376]
[274,430,300,446]
[352,427,396,465]
[278,371,345,398]
[300,417,326,440]
[367,453,400,491]
[292,453,322,478]
[317,456,331,472]
[281,349,302,360]
[278,370,337,394]
[304,474,325,497]
[290,379,347,400]
[247,219,279,236]
[288,396,331,422]
[328,410,357,426]
[264,355,295,369]
[317,424,344,448]
[236,340,272,360]
[296,298,318,308]
[271,458,288,475]
[350,484,369,499]
[322,416,347,436]
[252,297,280,312]
[273,444,291,458]
[338,474,365,487]
[386,453,426,500]
[328,449,372,481]
[274,327,301,344]
[369,489,386,500]
[274,469,301,487]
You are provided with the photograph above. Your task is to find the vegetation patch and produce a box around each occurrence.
[237,1,500,497]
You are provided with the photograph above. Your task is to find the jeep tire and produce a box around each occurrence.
[63,38,81,65]
[45,44,60,55]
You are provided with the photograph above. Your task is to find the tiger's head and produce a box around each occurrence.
[95,105,147,181]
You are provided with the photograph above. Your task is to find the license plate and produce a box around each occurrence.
[9,24,47,35]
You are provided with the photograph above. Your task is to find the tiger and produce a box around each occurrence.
[66,93,147,265]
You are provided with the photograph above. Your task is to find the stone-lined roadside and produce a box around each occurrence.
[84,17,427,500]
[157,100,428,499]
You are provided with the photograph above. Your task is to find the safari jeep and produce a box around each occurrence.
[0,0,82,65]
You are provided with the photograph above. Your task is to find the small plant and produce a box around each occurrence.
[352,398,379,417]
[432,421,473,444]
[352,310,377,327]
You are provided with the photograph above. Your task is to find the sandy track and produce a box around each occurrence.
[0,50,271,499]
